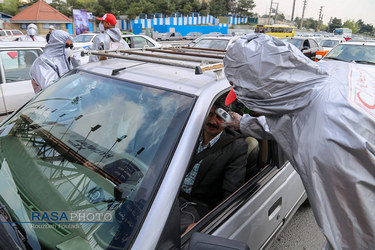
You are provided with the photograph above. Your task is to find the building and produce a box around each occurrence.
[9,0,72,35]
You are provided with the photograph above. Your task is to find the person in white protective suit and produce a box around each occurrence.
[89,13,129,62]
[17,23,46,42]
[30,30,74,93]
[223,34,375,249]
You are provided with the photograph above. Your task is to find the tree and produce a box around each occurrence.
[343,20,358,33]
[0,0,22,16]
[328,17,342,32]
[236,0,255,16]
[359,23,373,34]
[50,0,72,17]
[209,0,229,16]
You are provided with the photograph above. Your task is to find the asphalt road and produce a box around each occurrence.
[268,200,326,250]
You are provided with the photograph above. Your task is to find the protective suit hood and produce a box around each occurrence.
[30,30,73,92]
[224,34,329,115]
[224,34,375,249]
[88,27,129,62]
[105,28,122,42]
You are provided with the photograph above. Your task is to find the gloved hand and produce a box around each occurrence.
[223,111,242,130]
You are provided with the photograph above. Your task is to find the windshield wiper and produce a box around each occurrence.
[352,60,375,65]
[0,202,27,249]
[323,57,348,62]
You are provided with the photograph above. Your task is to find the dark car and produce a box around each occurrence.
[281,37,323,60]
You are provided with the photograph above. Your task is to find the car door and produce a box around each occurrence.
[175,93,306,250]
[308,39,320,57]
[0,48,42,114]
[301,39,313,59]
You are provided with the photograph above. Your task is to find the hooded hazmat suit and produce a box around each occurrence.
[18,24,46,42]
[30,30,73,93]
[88,27,129,62]
[224,34,375,249]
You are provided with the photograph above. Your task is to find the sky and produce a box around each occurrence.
[253,0,375,26]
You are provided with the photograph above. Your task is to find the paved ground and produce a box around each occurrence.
[268,200,326,250]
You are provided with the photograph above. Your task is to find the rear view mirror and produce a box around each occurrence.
[188,232,249,250]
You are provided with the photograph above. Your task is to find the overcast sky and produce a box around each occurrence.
[253,0,375,26]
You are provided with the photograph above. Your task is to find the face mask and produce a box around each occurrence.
[27,28,36,36]
[99,22,105,32]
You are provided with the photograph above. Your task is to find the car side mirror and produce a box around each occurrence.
[188,232,249,250]
[315,55,323,60]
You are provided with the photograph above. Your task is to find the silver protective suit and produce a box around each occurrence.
[224,34,375,249]
[30,30,73,92]
[89,28,129,62]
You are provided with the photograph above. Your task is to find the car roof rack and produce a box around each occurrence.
[81,47,225,77]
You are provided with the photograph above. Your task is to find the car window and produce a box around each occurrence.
[309,39,318,48]
[283,38,303,49]
[325,44,375,63]
[0,70,195,249]
[0,31,5,36]
[0,49,42,83]
[12,30,23,35]
[73,34,94,43]
[193,39,229,50]
[132,36,153,48]
[320,40,338,48]
[5,31,11,35]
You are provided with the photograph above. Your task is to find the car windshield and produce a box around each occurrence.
[73,34,94,43]
[282,38,303,48]
[320,40,339,48]
[0,70,194,249]
[192,39,229,50]
[324,44,375,64]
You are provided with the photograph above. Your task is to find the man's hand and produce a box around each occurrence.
[223,111,241,130]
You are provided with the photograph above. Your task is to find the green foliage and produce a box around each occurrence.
[209,0,229,16]
[328,17,342,32]
[343,20,359,33]
[0,0,21,16]
[236,0,255,16]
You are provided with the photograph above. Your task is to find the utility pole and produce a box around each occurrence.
[316,6,323,32]
[291,0,296,21]
[268,0,273,25]
[299,0,307,29]
[274,2,279,24]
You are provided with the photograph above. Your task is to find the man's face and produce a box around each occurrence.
[204,106,225,137]
[103,21,113,30]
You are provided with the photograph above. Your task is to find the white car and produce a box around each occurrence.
[73,33,161,50]
[0,42,45,114]
[318,37,346,51]
[190,36,239,50]
[317,42,375,63]
[0,29,24,41]
[121,34,162,49]
[72,32,99,49]
[0,48,306,249]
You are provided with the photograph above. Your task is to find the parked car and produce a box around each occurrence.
[121,34,162,49]
[316,42,375,64]
[0,49,306,249]
[281,37,323,60]
[73,33,161,50]
[72,32,100,49]
[183,32,202,40]
[319,37,346,51]
[0,29,24,41]
[190,36,239,50]
[159,32,183,41]
[0,41,45,114]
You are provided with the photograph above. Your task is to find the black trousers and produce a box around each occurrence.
[179,196,211,233]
